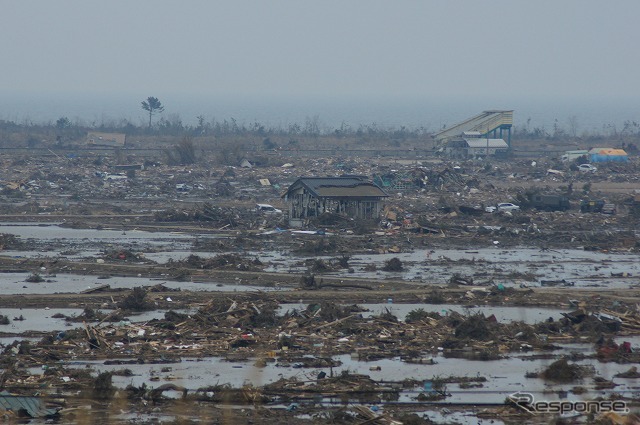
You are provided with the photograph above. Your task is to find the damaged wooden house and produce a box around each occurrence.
[282,176,389,227]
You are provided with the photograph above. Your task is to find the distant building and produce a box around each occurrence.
[87,132,126,148]
[445,137,509,159]
[435,110,514,148]
[282,176,388,227]
[561,150,589,162]
[588,148,628,162]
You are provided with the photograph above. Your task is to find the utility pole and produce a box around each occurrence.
[486,124,490,160]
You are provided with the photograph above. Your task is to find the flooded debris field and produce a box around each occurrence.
[0,151,639,424]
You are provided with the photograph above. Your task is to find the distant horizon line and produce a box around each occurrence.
[1,91,638,131]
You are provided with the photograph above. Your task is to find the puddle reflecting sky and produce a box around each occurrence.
[0,272,278,295]
[279,303,565,324]
[2,225,639,291]
[0,223,191,241]
[58,351,639,406]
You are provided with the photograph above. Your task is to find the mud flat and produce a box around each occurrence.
[1,244,640,425]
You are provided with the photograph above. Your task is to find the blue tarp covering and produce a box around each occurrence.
[588,148,628,162]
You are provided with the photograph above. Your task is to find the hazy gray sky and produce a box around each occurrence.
[2,0,638,100]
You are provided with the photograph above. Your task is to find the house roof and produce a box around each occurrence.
[285,177,388,199]
[588,148,627,156]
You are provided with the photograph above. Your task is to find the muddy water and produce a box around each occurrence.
[0,272,280,295]
[61,350,638,406]
[0,223,190,241]
[9,249,232,262]
[0,308,83,333]
[0,223,193,254]
[279,303,565,324]
[0,336,39,345]
[3,225,639,291]
[3,225,639,422]
[421,409,505,425]
[266,247,640,289]
[0,303,567,342]
[0,308,203,336]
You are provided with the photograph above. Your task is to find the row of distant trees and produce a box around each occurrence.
[55,96,419,139]
[42,116,431,139]
[10,114,640,142]
[515,116,640,141]
[1,96,640,142]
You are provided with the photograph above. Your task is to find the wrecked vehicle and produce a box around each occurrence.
[256,203,283,214]
[578,163,598,173]
[486,203,520,213]
[530,194,571,211]
[581,199,605,213]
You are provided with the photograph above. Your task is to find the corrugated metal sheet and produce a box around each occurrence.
[464,138,508,149]
[0,391,61,418]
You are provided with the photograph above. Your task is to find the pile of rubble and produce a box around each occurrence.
[1,289,636,373]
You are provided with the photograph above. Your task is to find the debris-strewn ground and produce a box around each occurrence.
[0,145,639,424]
